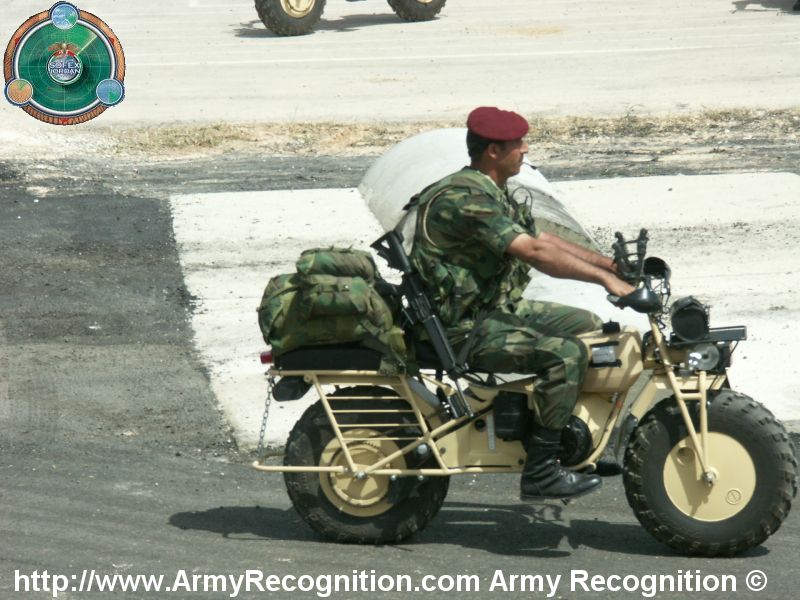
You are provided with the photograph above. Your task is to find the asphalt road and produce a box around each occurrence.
[2,154,798,599]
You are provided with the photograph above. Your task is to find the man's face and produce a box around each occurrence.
[490,138,529,180]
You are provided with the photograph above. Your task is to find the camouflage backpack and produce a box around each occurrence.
[257,247,407,373]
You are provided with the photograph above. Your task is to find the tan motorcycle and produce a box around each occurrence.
[253,229,797,556]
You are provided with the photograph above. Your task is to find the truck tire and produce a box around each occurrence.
[387,0,446,22]
[255,0,326,36]
[284,387,449,543]
[623,391,797,556]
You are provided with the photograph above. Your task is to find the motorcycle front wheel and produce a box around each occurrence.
[623,391,797,556]
[283,386,449,543]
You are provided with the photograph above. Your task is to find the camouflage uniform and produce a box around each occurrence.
[410,167,602,429]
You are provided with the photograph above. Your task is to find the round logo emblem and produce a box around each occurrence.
[5,79,34,105]
[726,489,743,505]
[3,2,125,125]
[51,3,79,30]
[46,46,83,85]
[96,78,124,106]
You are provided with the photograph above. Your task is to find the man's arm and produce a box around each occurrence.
[506,233,635,298]
[537,231,616,273]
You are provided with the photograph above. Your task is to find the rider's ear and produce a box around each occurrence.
[486,141,503,159]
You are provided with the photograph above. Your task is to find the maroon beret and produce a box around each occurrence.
[466,106,529,141]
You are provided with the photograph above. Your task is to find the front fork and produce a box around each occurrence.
[631,319,724,485]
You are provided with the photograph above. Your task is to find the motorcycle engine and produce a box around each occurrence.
[559,416,593,466]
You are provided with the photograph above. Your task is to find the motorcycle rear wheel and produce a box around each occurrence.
[623,391,797,556]
[283,386,449,543]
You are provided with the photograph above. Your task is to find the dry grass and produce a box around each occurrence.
[527,109,800,142]
[105,108,800,160]
[109,121,456,158]
[114,123,259,151]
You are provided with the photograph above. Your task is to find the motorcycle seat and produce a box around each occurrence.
[273,341,491,375]
[275,343,383,371]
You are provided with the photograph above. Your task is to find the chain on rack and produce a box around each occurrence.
[257,374,281,459]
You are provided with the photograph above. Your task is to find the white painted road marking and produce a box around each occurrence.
[171,173,800,447]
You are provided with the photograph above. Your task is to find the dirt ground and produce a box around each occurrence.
[9,109,799,200]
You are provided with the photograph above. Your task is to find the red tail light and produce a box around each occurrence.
[259,350,273,365]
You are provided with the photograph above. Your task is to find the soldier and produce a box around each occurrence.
[410,106,635,500]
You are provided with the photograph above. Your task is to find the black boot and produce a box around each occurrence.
[520,428,602,500]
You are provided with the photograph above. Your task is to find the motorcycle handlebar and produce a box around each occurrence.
[608,230,671,314]
[612,228,649,284]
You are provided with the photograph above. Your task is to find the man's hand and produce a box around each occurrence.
[604,276,636,298]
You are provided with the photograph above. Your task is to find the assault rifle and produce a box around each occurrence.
[371,231,473,418]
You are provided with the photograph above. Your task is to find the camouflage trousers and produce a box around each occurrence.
[465,300,603,430]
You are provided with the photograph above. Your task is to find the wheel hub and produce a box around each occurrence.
[663,432,756,522]
[280,0,315,18]
[319,429,406,517]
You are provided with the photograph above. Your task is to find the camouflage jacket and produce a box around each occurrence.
[409,167,536,337]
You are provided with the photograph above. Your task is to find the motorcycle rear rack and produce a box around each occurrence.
[251,370,518,476]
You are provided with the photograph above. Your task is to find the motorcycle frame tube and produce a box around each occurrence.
[253,365,644,476]
[628,317,727,480]
[251,321,730,478]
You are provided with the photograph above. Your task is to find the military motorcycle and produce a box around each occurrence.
[252,229,797,556]
[255,0,447,36]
